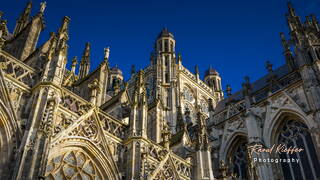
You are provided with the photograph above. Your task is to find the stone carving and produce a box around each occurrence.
[45,150,103,180]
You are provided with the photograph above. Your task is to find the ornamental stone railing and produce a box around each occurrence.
[0,51,36,88]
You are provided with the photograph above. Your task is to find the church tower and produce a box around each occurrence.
[204,66,223,100]
[151,28,178,132]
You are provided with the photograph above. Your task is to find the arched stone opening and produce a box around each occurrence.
[273,113,320,180]
[45,138,120,180]
[225,135,248,180]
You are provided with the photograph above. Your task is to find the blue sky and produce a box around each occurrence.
[2,0,320,93]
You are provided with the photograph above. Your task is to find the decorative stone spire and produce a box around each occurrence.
[280,32,290,51]
[39,1,47,14]
[195,65,199,75]
[226,84,232,97]
[195,112,209,151]
[113,78,120,95]
[57,16,70,41]
[280,33,295,71]
[133,70,147,106]
[265,60,273,73]
[131,65,136,76]
[104,46,110,61]
[13,1,32,36]
[56,16,70,56]
[287,1,296,17]
[311,14,319,31]
[88,79,100,105]
[71,56,77,74]
[242,76,253,108]
[178,53,182,63]
[79,42,91,78]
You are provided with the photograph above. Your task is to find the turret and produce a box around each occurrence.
[108,65,123,96]
[204,66,223,98]
[79,42,91,78]
[155,28,175,54]
[153,28,176,84]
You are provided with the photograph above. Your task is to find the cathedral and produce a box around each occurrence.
[0,1,319,180]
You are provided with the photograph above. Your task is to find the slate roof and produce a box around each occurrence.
[214,64,292,113]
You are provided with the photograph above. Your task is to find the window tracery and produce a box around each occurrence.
[229,140,248,180]
[277,119,320,180]
[183,86,194,103]
[45,150,103,180]
[199,98,209,115]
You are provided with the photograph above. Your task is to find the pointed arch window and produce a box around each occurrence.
[229,139,248,180]
[277,119,320,180]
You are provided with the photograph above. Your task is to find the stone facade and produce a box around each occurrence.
[0,2,319,180]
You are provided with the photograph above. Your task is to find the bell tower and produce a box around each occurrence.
[153,28,176,84]
[152,28,178,132]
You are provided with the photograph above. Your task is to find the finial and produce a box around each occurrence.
[131,65,136,75]
[58,16,70,40]
[71,56,77,73]
[39,1,46,13]
[195,65,199,75]
[287,1,296,17]
[178,53,182,62]
[280,32,290,51]
[104,46,110,60]
[305,16,312,26]
[242,76,252,98]
[265,60,273,73]
[83,42,90,57]
[226,84,232,97]
[72,56,77,64]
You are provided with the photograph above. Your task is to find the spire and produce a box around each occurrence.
[242,76,253,108]
[226,84,232,97]
[79,42,91,78]
[104,47,110,61]
[57,16,70,41]
[178,53,182,63]
[131,65,136,76]
[71,56,77,73]
[13,1,32,36]
[311,14,320,31]
[195,65,199,75]
[287,1,296,17]
[56,16,70,56]
[196,112,209,151]
[265,60,273,73]
[280,32,295,71]
[280,32,290,51]
[133,70,147,106]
